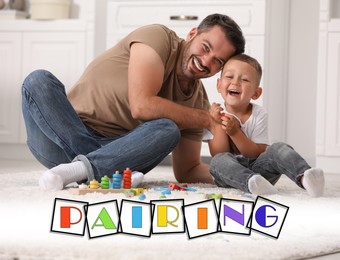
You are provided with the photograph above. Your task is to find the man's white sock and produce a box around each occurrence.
[39,161,88,191]
[248,175,278,195]
[121,171,144,188]
[131,171,144,188]
[302,168,325,197]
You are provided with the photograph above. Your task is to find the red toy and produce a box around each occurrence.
[123,168,132,189]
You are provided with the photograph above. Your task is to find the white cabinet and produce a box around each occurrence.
[106,0,265,42]
[0,32,22,143]
[316,0,340,173]
[106,0,266,156]
[22,32,86,92]
[0,0,95,148]
[324,32,340,156]
[0,24,89,145]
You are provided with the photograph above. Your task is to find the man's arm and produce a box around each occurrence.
[172,137,214,184]
[128,43,211,130]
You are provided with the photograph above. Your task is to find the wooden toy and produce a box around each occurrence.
[123,168,132,189]
[101,176,110,189]
[132,188,144,195]
[124,188,145,197]
[68,170,146,195]
[69,187,125,195]
[89,179,99,189]
[138,194,146,200]
[205,193,223,200]
[168,182,191,191]
[112,170,121,189]
[124,189,135,197]
[162,189,171,195]
[168,182,181,190]
[179,184,188,191]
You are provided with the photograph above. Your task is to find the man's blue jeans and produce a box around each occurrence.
[210,142,311,192]
[22,70,180,182]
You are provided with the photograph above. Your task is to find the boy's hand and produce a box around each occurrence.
[209,102,223,123]
[221,114,240,136]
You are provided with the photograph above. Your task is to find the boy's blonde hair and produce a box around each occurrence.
[223,54,262,85]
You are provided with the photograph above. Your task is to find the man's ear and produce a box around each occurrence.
[186,27,198,41]
[251,87,262,100]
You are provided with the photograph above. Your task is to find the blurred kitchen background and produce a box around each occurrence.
[0,0,339,174]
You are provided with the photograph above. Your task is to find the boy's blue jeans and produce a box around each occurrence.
[209,142,311,192]
[22,70,180,182]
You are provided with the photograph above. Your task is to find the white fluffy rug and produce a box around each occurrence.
[1,166,340,260]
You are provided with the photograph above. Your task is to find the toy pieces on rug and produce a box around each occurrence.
[68,185,146,196]
[153,182,198,199]
[202,192,256,201]
[68,187,126,195]
[153,182,197,192]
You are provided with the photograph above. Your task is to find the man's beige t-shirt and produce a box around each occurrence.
[68,24,210,141]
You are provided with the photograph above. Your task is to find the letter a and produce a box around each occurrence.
[91,207,117,229]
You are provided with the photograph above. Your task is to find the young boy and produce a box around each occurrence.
[207,54,325,197]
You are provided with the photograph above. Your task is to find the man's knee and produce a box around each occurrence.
[23,70,50,88]
[22,69,65,99]
[157,118,181,145]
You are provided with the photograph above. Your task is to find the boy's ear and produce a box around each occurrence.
[217,78,222,93]
[186,27,198,41]
[251,87,262,100]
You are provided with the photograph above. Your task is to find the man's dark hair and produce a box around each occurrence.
[197,13,245,56]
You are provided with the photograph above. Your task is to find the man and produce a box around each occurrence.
[22,14,245,190]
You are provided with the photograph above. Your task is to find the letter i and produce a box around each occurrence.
[197,208,208,229]
[132,206,142,228]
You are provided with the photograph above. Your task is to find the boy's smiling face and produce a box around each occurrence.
[217,59,262,110]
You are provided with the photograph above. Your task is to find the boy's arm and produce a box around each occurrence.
[207,103,230,156]
[229,130,267,158]
[208,123,230,156]
[222,115,267,158]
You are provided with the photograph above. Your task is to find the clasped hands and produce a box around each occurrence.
[209,102,240,136]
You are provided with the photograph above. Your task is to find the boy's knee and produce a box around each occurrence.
[210,152,232,167]
[270,142,288,148]
[270,142,293,151]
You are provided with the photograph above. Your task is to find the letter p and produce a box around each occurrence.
[60,206,82,228]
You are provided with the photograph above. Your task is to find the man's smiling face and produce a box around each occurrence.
[179,25,237,81]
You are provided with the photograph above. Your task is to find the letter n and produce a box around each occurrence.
[224,204,245,226]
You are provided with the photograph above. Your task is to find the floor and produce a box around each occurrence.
[1,159,339,260]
